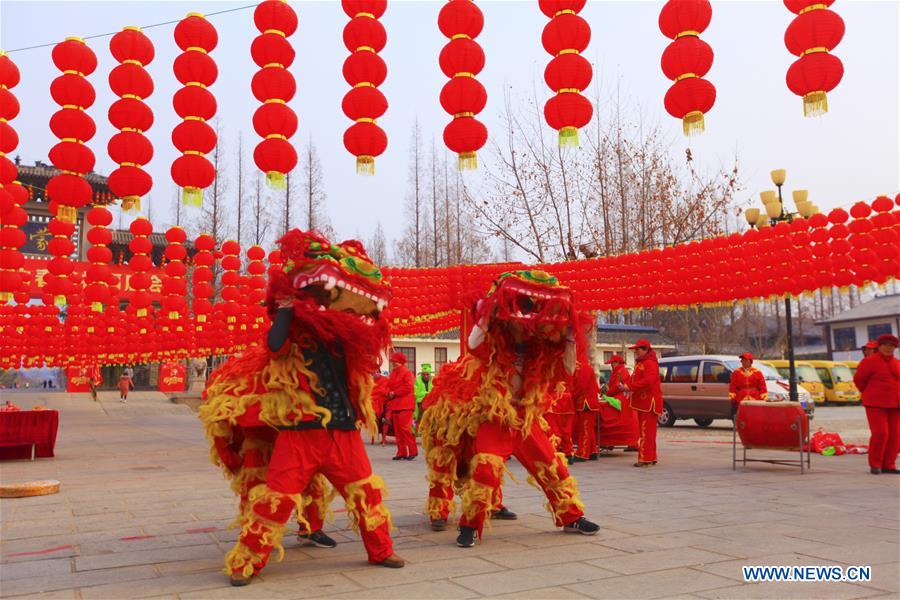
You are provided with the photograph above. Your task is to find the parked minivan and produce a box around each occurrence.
[657,355,814,427]
[761,360,826,406]
[805,360,860,404]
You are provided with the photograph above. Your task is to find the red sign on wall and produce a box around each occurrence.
[66,365,100,392]
[22,257,165,302]
[158,362,186,393]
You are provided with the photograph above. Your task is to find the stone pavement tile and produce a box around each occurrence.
[0,565,158,596]
[78,569,225,599]
[454,562,617,596]
[482,540,626,569]
[702,510,800,526]
[599,518,716,536]
[1,523,77,540]
[331,579,480,599]
[78,531,220,556]
[858,562,900,594]
[6,590,79,600]
[783,525,899,546]
[485,585,592,599]
[344,556,503,590]
[598,531,720,554]
[181,572,363,599]
[615,507,712,522]
[688,535,839,560]
[0,557,73,580]
[566,567,737,599]
[74,543,218,571]
[803,541,900,567]
[693,552,846,581]
[586,547,734,576]
[1,543,80,564]
[155,557,224,576]
[694,581,882,599]
[391,538,529,563]
[511,527,632,548]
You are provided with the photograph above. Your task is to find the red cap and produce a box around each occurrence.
[876,334,899,347]
[389,351,408,365]
[628,339,652,349]
[739,352,754,361]
[863,340,879,350]
[605,354,624,365]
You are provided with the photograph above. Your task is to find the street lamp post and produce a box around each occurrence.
[744,169,820,403]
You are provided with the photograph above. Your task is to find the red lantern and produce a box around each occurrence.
[659,0,715,135]
[438,0,488,168]
[251,1,299,188]
[0,52,22,303]
[171,14,218,206]
[84,206,113,311]
[108,27,155,213]
[540,0,593,146]
[341,0,389,174]
[46,37,96,306]
[784,1,844,117]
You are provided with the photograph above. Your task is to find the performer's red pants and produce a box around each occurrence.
[637,411,658,463]
[457,420,584,537]
[227,429,393,577]
[392,410,417,458]
[865,406,900,471]
[546,412,575,456]
[574,411,598,458]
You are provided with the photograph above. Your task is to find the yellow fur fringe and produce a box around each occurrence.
[343,475,394,533]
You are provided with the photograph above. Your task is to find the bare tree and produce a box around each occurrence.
[235,133,246,246]
[281,171,294,237]
[196,123,232,244]
[367,221,388,265]
[300,141,334,237]
[396,120,427,266]
[249,173,273,246]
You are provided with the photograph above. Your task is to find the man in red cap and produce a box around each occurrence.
[603,354,638,451]
[387,352,417,460]
[626,340,662,467]
[729,352,767,410]
[854,334,900,474]
[861,340,879,358]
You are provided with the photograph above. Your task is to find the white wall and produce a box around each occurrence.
[386,338,461,375]
[831,318,899,362]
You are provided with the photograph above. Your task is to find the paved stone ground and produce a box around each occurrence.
[1,391,897,600]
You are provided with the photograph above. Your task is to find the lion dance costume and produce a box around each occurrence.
[420,271,600,546]
[200,230,404,585]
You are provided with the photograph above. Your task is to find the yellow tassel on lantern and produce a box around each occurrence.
[197,314,207,323]
[457,151,478,171]
[682,111,705,136]
[266,171,287,190]
[559,126,579,147]
[137,308,147,317]
[0,291,9,304]
[803,91,828,117]
[356,155,375,176]
[54,295,66,307]
[91,302,103,312]
[57,206,77,223]
[121,196,141,213]
[182,187,203,207]
[169,311,180,320]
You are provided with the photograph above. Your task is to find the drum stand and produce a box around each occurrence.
[732,414,812,474]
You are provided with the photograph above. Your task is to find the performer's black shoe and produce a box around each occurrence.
[563,517,600,536]
[392,456,405,460]
[298,530,337,548]
[566,455,575,465]
[456,526,476,547]
[229,573,252,586]
[624,446,639,452]
[883,468,900,474]
[588,453,599,461]
[572,456,588,463]
[431,519,448,531]
[870,467,882,474]
[491,506,518,520]
[404,454,417,460]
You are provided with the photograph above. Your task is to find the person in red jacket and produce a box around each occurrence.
[729,352,767,411]
[861,340,878,358]
[853,334,900,475]
[626,340,662,467]
[572,362,603,462]
[387,352,418,460]
[604,355,639,451]
[546,381,576,463]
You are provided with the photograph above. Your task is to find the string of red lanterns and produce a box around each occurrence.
[659,0,716,136]
[171,13,218,207]
[107,26,155,213]
[438,0,488,169]
[540,0,593,146]
[251,0,298,189]
[784,0,844,117]
[0,51,27,303]
[342,0,389,175]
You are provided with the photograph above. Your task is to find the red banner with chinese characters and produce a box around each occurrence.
[22,257,165,303]
[66,365,92,392]
[158,361,186,393]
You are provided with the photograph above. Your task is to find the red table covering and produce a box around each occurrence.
[597,401,639,448]
[0,410,59,460]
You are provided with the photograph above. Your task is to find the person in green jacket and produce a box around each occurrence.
[414,363,434,423]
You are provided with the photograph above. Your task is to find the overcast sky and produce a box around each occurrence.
[3,0,898,251]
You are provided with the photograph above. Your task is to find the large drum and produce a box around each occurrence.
[736,400,809,450]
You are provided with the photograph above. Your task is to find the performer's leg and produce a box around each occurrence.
[560,414,575,458]
[637,411,658,464]
[398,410,418,457]
[586,411,599,457]
[392,411,409,458]
[225,431,317,582]
[457,421,515,539]
[574,412,591,459]
[514,422,585,528]
[425,438,458,525]
[884,408,900,471]
[321,430,397,564]
[623,398,640,450]
[298,473,332,534]
[866,406,889,470]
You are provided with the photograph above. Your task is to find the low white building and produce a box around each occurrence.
[816,294,900,361]
[385,332,461,375]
